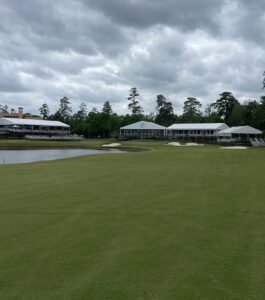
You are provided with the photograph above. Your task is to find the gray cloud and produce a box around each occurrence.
[0,0,264,115]
[83,0,223,31]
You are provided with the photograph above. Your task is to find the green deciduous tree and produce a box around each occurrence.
[0,104,8,113]
[254,96,265,130]
[203,104,222,123]
[226,103,246,126]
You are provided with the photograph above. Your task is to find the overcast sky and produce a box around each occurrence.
[0,0,264,115]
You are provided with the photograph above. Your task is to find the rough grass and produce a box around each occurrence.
[0,141,265,299]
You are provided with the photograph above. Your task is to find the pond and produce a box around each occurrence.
[0,149,123,164]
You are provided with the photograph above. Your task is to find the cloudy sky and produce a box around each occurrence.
[0,0,264,115]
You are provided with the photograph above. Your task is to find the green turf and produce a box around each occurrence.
[0,138,114,149]
[0,141,265,299]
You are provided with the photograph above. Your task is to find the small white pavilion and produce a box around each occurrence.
[120,121,166,138]
[217,126,262,144]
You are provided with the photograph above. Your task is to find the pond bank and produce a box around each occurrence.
[0,139,148,152]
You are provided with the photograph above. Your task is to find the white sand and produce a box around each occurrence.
[167,142,204,147]
[102,143,121,148]
[168,142,182,146]
[220,146,248,149]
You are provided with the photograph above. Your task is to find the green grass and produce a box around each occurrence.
[0,138,149,152]
[0,141,265,299]
[0,138,114,149]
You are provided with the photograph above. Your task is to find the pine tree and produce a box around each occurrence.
[102,100,113,115]
[211,92,238,120]
[155,94,174,126]
[39,103,50,120]
[127,87,143,115]
[181,97,202,122]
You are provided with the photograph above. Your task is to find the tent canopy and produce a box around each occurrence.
[0,117,69,128]
[167,123,229,131]
[218,126,262,135]
[121,121,166,130]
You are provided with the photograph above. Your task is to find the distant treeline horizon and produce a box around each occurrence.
[1,87,265,137]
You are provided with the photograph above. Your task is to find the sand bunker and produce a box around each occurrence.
[102,143,121,148]
[167,142,203,147]
[168,142,182,146]
[220,146,248,150]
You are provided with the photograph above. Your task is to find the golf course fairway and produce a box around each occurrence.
[0,141,264,299]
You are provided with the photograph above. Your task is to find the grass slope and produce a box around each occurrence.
[0,142,265,299]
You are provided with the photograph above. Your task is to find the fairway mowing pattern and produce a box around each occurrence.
[0,143,265,299]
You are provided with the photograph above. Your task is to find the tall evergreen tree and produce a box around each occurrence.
[73,102,87,123]
[155,94,174,126]
[53,96,72,122]
[211,92,239,121]
[181,97,202,122]
[127,87,143,115]
[102,100,113,115]
[39,103,50,120]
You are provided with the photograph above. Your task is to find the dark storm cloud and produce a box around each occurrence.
[0,0,264,114]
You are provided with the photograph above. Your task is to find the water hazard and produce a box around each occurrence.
[0,149,122,164]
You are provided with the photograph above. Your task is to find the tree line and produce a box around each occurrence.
[1,75,265,137]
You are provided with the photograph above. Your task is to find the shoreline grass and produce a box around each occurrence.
[0,138,151,152]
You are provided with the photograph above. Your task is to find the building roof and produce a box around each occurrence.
[167,123,229,130]
[0,117,70,128]
[218,126,262,135]
[121,121,166,130]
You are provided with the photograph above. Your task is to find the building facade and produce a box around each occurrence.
[217,126,262,144]
[0,107,42,120]
[119,121,263,145]
[0,118,70,139]
[167,123,229,141]
[120,121,166,139]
